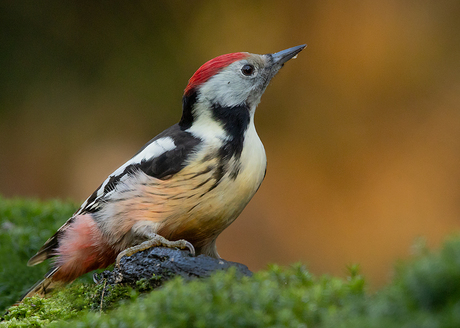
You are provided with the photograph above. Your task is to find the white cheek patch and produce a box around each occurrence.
[186,101,228,142]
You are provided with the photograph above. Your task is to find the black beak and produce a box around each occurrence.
[271,44,307,66]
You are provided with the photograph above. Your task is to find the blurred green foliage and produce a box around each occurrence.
[1,197,460,327]
[0,196,76,310]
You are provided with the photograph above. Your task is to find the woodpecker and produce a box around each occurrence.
[22,44,306,299]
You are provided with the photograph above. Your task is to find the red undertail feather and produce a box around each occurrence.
[184,52,249,95]
[52,214,116,282]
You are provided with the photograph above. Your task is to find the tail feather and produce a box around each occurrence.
[28,217,75,267]
[27,251,52,267]
[27,232,63,266]
[18,267,63,302]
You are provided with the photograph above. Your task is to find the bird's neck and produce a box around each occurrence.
[185,92,253,138]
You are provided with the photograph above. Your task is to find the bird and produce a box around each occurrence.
[21,44,306,300]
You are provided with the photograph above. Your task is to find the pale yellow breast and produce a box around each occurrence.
[157,121,266,243]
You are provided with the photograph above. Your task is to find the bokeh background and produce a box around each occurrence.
[1,1,460,287]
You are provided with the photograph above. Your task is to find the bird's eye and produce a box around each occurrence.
[241,64,255,76]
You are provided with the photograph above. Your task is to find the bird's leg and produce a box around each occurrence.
[116,233,195,266]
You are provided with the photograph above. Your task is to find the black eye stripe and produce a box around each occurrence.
[241,64,255,76]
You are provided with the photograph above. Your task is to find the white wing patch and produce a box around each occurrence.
[112,136,176,176]
[77,137,176,214]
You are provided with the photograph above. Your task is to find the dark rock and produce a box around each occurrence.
[94,247,252,289]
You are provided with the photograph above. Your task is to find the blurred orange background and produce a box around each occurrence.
[1,1,460,287]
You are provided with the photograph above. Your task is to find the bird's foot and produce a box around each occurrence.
[116,235,195,267]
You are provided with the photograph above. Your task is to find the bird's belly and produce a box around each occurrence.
[158,135,267,245]
[159,162,266,246]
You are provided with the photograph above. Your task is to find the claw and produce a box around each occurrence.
[185,241,195,256]
[93,273,100,284]
[116,248,133,267]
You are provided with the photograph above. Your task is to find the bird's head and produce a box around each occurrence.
[180,45,306,132]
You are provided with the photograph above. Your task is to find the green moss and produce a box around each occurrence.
[1,277,142,327]
[41,264,362,328]
[87,280,140,312]
[1,292,80,327]
[2,197,460,327]
[0,196,77,311]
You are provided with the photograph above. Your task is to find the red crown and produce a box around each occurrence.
[184,52,249,95]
